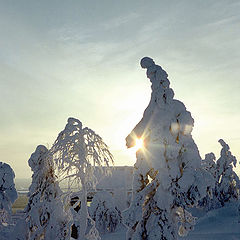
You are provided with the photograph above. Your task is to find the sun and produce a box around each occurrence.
[134,138,144,150]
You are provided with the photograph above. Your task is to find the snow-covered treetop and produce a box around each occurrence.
[218,139,237,168]
[0,162,16,191]
[28,145,52,196]
[28,145,49,172]
[127,57,194,145]
[202,153,216,176]
[140,57,173,103]
[216,139,239,190]
[126,57,200,172]
[50,117,114,189]
[0,162,18,213]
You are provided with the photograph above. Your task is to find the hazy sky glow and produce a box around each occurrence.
[0,0,240,178]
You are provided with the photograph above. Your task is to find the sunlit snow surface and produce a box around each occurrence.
[1,204,239,239]
[100,203,240,240]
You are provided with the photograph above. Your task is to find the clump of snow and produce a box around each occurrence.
[140,57,155,69]
[123,57,214,239]
[89,191,123,234]
[0,162,17,226]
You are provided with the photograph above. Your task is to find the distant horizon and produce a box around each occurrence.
[14,164,134,180]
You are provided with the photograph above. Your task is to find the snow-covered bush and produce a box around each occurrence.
[123,57,214,239]
[50,117,114,240]
[201,140,240,211]
[24,145,72,240]
[0,162,17,226]
[89,191,122,234]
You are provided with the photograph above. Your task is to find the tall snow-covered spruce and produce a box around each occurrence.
[50,117,114,240]
[0,162,17,226]
[24,145,72,240]
[123,57,214,239]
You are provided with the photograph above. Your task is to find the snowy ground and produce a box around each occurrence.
[101,203,240,240]
[181,204,240,240]
[1,203,239,239]
[101,227,126,240]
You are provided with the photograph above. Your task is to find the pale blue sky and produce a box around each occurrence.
[0,0,239,178]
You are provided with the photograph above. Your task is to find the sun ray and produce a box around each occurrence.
[135,138,144,150]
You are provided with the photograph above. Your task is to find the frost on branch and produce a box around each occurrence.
[50,117,114,240]
[89,191,123,234]
[0,162,17,225]
[23,145,72,240]
[123,57,214,240]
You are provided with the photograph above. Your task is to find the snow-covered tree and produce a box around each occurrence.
[24,145,72,240]
[198,153,217,210]
[89,191,122,234]
[123,57,214,239]
[202,152,217,177]
[50,117,114,240]
[0,162,17,225]
[200,140,239,211]
[216,139,239,205]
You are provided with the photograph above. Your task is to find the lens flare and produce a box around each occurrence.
[134,138,144,150]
